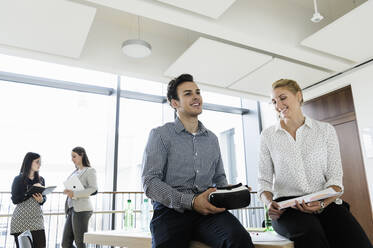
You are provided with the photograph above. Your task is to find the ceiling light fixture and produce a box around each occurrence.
[311,0,324,23]
[121,16,152,58]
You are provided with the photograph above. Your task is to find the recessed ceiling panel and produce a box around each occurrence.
[0,0,96,58]
[155,0,236,19]
[230,58,330,96]
[301,0,373,62]
[165,37,272,88]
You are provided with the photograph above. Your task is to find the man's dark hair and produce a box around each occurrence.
[167,74,194,103]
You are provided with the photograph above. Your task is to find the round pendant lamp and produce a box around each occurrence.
[121,16,152,58]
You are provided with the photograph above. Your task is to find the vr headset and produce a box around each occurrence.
[208,183,251,210]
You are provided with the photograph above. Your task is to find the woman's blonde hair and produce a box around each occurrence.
[272,79,303,104]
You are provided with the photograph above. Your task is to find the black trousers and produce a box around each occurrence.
[61,208,92,248]
[272,200,372,248]
[150,205,254,248]
[13,229,46,248]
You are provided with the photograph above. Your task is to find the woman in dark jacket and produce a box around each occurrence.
[10,152,47,248]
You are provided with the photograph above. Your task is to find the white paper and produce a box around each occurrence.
[277,188,342,209]
[64,175,84,191]
[249,231,288,242]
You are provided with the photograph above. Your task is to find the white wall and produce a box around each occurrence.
[350,65,373,207]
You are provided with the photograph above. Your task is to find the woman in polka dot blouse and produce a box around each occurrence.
[258,79,372,248]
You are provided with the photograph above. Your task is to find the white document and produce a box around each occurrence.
[249,231,288,242]
[64,175,84,191]
[277,188,342,209]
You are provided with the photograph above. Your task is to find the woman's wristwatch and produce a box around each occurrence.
[335,197,343,205]
[315,200,326,214]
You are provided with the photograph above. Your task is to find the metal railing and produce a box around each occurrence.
[0,191,265,248]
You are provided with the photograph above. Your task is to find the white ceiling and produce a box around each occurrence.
[0,0,370,100]
[83,0,352,72]
[165,37,272,88]
[0,0,96,58]
[230,58,330,96]
[287,0,366,19]
[155,0,236,19]
[301,0,373,63]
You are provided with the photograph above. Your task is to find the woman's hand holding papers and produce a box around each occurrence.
[292,186,343,214]
[267,201,284,220]
[63,189,74,198]
[261,191,284,220]
[292,200,322,213]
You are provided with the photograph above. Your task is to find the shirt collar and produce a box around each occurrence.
[275,116,313,132]
[304,116,313,129]
[275,121,282,132]
[174,117,208,136]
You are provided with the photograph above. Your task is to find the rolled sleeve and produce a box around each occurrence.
[324,124,344,191]
[257,133,274,198]
[142,129,193,212]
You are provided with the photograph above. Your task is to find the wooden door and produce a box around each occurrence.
[302,86,373,242]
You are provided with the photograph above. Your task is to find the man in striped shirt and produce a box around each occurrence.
[142,74,253,248]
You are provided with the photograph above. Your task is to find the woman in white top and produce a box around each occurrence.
[258,79,372,248]
[61,147,97,248]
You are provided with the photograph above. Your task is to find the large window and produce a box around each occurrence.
[0,60,259,193]
[0,57,257,193]
[200,110,246,185]
[202,91,242,108]
[117,98,163,191]
[122,76,163,96]
[116,76,167,191]
[0,54,264,247]
[116,78,249,190]
[0,53,117,88]
[0,81,111,192]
